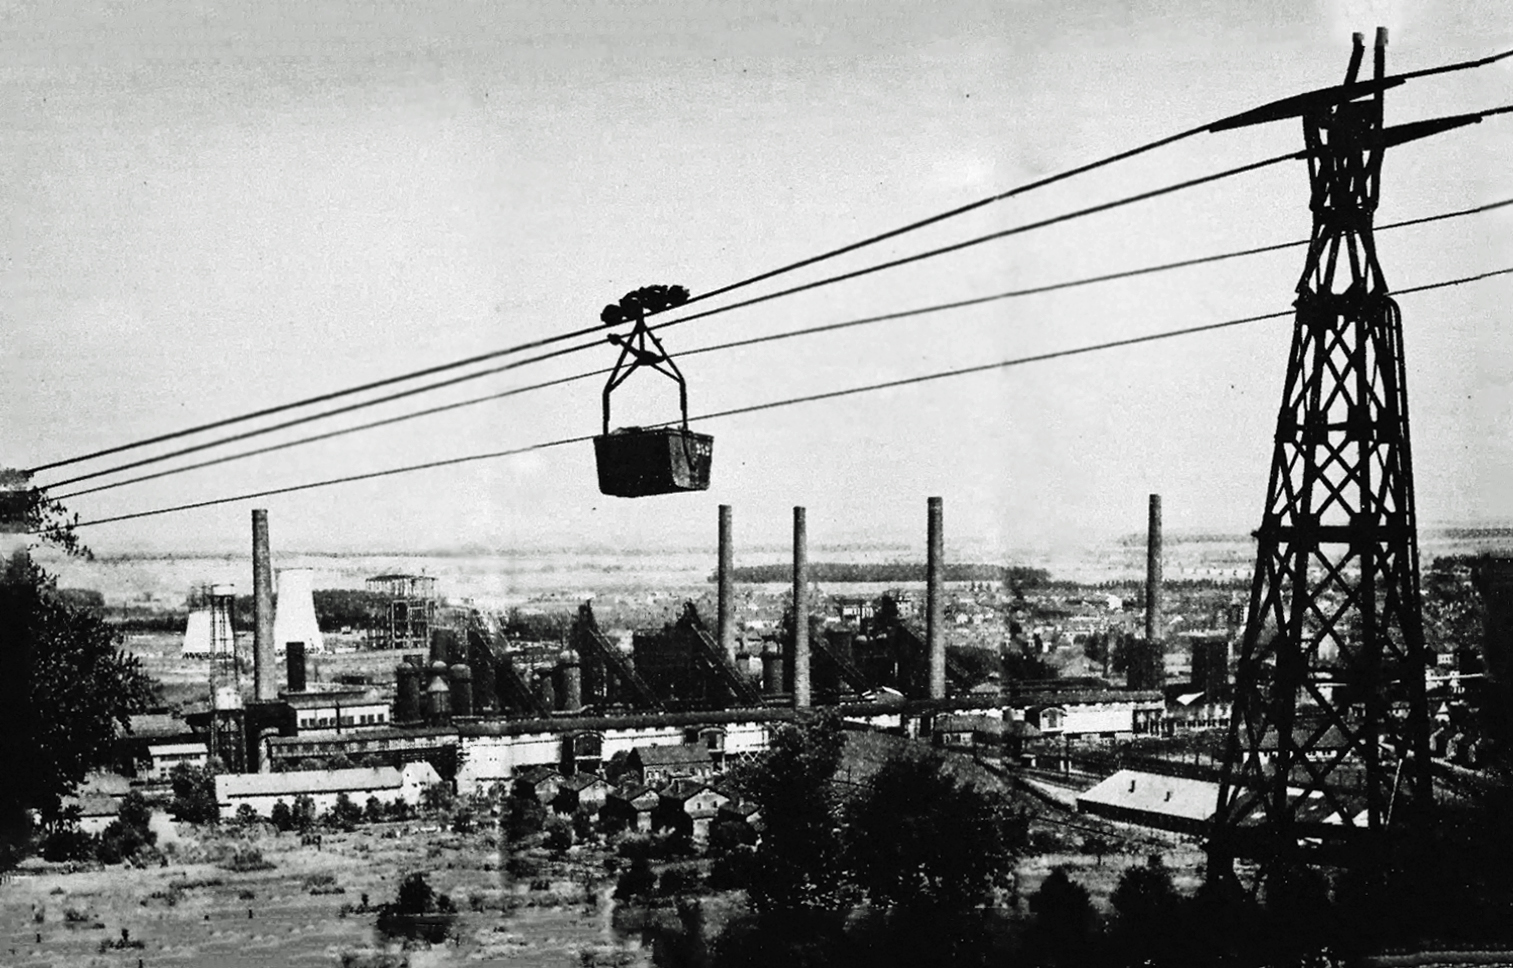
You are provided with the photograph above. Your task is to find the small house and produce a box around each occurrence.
[552,772,613,815]
[601,783,659,834]
[654,778,731,842]
[714,799,763,840]
[513,765,564,806]
[627,744,714,785]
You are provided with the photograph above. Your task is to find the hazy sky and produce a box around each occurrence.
[3,0,1511,558]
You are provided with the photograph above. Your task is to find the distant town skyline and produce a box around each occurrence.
[5,1,1510,556]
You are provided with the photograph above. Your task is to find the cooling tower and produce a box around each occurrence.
[181,608,213,658]
[272,569,324,656]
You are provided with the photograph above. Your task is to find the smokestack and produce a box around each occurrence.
[718,505,735,663]
[286,640,306,693]
[1145,494,1163,645]
[927,496,945,700]
[252,509,276,701]
[792,506,810,708]
[762,643,784,697]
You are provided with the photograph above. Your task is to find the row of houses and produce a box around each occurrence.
[511,746,757,843]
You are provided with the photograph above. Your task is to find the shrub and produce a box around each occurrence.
[234,803,260,828]
[450,806,476,835]
[708,844,755,891]
[97,819,151,865]
[504,855,541,880]
[545,815,575,853]
[43,827,96,862]
[364,796,386,824]
[504,794,545,842]
[614,857,656,900]
[658,866,703,896]
[572,808,595,843]
[221,846,276,872]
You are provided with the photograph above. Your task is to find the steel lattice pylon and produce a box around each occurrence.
[1210,29,1434,869]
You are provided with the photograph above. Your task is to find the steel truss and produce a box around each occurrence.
[1210,29,1434,869]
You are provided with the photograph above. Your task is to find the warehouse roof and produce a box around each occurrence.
[1077,770,1221,829]
[216,766,403,801]
[631,744,712,767]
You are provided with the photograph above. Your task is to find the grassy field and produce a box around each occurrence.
[1,820,658,968]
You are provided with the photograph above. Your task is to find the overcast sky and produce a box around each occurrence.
[3,0,1511,557]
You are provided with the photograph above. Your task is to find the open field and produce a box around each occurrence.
[1,819,659,968]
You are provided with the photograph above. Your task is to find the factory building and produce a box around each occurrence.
[215,762,440,818]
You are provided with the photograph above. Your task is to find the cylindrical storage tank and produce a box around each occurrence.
[286,640,307,693]
[762,645,784,697]
[426,673,451,724]
[556,649,582,713]
[449,662,473,717]
[537,669,556,711]
[396,663,421,722]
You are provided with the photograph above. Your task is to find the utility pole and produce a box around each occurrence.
[1210,28,1434,874]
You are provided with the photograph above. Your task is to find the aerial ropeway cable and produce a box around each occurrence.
[24,41,1508,479]
[44,264,1513,531]
[42,195,1513,502]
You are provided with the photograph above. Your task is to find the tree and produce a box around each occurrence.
[1023,867,1096,966]
[0,543,154,847]
[292,794,317,832]
[1111,854,1183,961]
[614,856,657,900]
[734,708,851,913]
[168,763,219,824]
[393,871,437,914]
[503,793,546,843]
[97,791,156,865]
[843,748,1014,913]
[270,800,294,832]
[329,793,363,829]
[420,781,455,815]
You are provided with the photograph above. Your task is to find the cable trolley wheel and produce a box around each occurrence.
[592,285,713,497]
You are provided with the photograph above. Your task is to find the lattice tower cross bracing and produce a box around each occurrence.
[366,574,437,653]
[1211,27,1434,866]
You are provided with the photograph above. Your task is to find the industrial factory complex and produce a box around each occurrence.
[119,498,1198,820]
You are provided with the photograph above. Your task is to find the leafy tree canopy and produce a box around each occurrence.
[728,708,851,913]
[0,538,153,845]
[842,748,1015,913]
